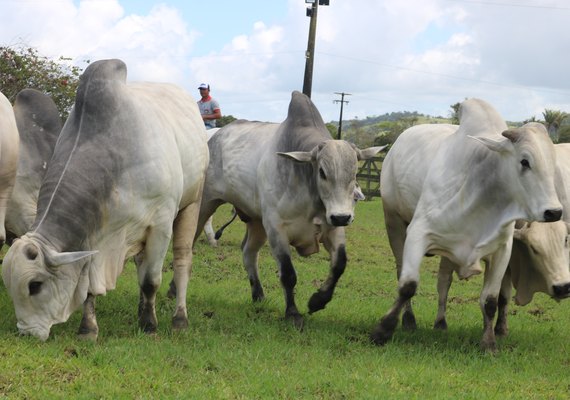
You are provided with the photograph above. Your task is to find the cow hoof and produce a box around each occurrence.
[172,316,189,331]
[141,323,157,334]
[77,330,98,342]
[166,280,177,299]
[307,291,331,314]
[251,291,265,302]
[286,313,304,331]
[480,339,498,354]
[401,310,417,331]
[494,325,508,337]
[369,326,393,346]
[433,319,448,330]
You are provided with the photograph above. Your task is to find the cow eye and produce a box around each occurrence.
[319,167,327,180]
[520,159,530,170]
[28,281,42,296]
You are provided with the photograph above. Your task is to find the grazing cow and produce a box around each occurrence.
[195,91,383,327]
[5,89,62,242]
[0,92,20,247]
[375,98,562,351]
[2,59,209,341]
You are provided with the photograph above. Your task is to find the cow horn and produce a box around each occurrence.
[502,129,521,143]
[468,135,512,153]
[44,248,98,268]
[357,145,386,160]
[277,151,314,163]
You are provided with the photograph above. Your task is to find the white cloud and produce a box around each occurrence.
[1,0,569,123]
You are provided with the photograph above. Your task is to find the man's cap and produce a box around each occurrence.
[198,83,210,90]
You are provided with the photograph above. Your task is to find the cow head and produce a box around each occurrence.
[510,220,570,305]
[278,141,385,226]
[469,122,562,223]
[2,235,96,341]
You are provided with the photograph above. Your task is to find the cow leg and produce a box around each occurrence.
[77,293,98,341]
[266,228,303,328]
[479,243,511,352]
[308,227,346,313]
[137,222,173,334]
[203,216,218,247]
[370,229,424,345]
[494,268,512,337]
[170,201,201,330]
[433,257,455,330]
[167,198,223,299]
[242,220,267,302]
[383,210,417,330]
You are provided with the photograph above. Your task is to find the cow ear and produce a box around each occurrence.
[467,135,512,153]
[356,145,387,160]
[277,151,314,163]
[354,183,365,201]
[45,249,98,268]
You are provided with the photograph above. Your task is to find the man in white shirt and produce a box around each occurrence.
[197,83,221,129]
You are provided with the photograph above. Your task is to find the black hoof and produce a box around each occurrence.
[433,318,448,330]
[494,325,508,337]
[402,310,417,331]
[166,280,177,299]
[307,291,331,314]
[286,312,304,331]
[77,327,98,342]
[370,326,393,346]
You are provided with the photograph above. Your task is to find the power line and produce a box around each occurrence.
[317,51,570,96]
[446,0,570,10]
[333,92,351,140]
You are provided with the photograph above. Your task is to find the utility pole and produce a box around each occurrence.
[334,92,351,140]
[302,0,330,98]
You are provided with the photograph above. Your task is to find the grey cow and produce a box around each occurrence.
[5,89,62,241]
[2,59,209,341]
[194,91,383,327]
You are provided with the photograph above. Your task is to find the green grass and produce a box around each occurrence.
[1,200,569,399]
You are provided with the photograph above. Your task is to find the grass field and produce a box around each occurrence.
[0,200,569,399]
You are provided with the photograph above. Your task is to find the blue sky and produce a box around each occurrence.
[2,0,570,123]
[116,0,290,56]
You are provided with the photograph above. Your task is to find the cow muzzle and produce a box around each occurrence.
[17,322,50,341]
[552,283,570,300]
[544,208,563,222]
[330,213,352,227]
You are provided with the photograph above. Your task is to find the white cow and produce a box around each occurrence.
[384,123,570,338]
[0,92,20,247]
[2,59,209,341]
[375,98,562,351]
[193,91,383,327]
[5,89,62,241]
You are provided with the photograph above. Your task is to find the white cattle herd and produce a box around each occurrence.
[0,59,567,351]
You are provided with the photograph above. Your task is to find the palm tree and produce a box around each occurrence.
[542,109,568,142]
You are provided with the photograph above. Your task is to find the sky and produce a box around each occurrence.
[1,0,569,124]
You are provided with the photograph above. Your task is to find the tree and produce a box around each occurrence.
[542,109,568,142]
[0,46,84,120]
[325,122,337,137]
[216,114,237,127]
[557,126,570,143]
[449,102,461,125]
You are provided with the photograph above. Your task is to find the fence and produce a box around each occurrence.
[356,153,385,200]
